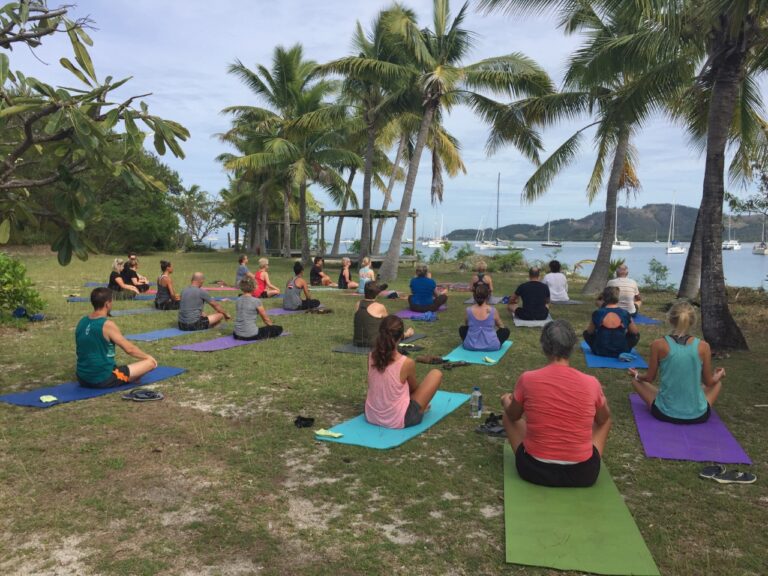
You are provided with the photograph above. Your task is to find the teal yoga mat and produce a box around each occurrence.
[442,340,512,365]
[315,391,470,449]
[504,444,659,575]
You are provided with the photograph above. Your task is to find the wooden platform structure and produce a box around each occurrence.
[319,208,418,260]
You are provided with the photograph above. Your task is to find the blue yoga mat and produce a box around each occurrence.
[315,391,470,449]
[633,313,662,325]
[125,327,214,341]
[109,307,162,317]
[442,341,513,365]
[580,341,648,369]
[0,366,186,408]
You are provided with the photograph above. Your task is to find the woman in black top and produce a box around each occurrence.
[108,258,139,299]
[121,258,150,292]
[155,260,180,310]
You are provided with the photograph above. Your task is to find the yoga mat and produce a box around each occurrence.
[581,341,648,369]
[267,307,318,316]
[442,340,513,365]
[172,332,290,352]
[629,394,751,464]
[332,333,427,355]
[551,299,584,305]
[503,444,660,575]
[109,307,162,317]
[463,296,503,305]
[68,294,156,302]
[315,391,470,449]
[84,282,156,288]
[0,366,186,408]
[633,313,662,325]
[126,327,213,342]
[395,306,447,319]
[439,282,471,292]
[512,315,553,327]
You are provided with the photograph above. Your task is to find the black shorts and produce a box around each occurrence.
[403,399,424,428]
[178,317,210,331]
[515,444,601,488]
[155,299,180,310]
[79,365,130,389]
[651,401,710,424]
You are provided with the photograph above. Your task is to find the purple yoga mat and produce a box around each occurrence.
[267,307,317,316]
[396,306,447,319]
[172,333,289,352]
[629,394,751,464]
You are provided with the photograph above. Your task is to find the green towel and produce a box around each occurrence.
[503,444,659,575]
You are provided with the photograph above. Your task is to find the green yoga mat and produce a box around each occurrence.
[503,444,659,575]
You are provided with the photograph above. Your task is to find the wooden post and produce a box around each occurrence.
[411,210,417,265]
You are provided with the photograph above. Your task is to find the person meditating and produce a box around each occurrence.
[235,254,253,287]
[584,286,640,357]
[254,258,281,298]
[310,257,336,287]
[501,320,612,487]
[357,256,375,294]
[155,260,180,310]
[408,264,448,312]
[178,272,231,331]
[121,257,151,293]
[338,257,359,290]
[508,267,550,320]
[108,258,139,299]
[629,301,724,424]
[283,262,321,310]
[234,277,283,340]
[471,260,494,293]
[460,283,509,351]
[353,281,412,347]
[543,260,569,302]
[606,264,642,316]
[75,287,157,388]
[365,315,442,429]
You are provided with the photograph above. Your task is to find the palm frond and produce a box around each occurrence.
[522,130,584,202]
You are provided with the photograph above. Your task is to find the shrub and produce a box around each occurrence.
[454,243,474,261]
[643,258,676,291]
[489,251,523,272]
[402,247,423,261]
[0,253,46,317]
[429,247,446,264]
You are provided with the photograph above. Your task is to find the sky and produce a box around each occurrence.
[9,0,759,241]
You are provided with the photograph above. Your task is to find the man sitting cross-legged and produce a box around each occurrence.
[75,287,158,388]
[178,272,232,331]
[507,267,550,321]
[501,320,612,487]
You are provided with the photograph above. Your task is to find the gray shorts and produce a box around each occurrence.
[403,399,424,428]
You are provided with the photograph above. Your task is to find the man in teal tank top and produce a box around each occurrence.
[75,288,157,388]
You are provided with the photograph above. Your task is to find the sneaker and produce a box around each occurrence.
[710,470,757,484]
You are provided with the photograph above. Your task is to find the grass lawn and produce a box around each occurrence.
[0,248,766,575]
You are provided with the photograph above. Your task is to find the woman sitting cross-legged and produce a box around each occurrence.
[254,257,281,298]
[460,283,509,351]
[629,301,724,424]
[107,258,139,299]
[155,260,181,310]
[408,263,448,312]
[583,286,639,357]
[353,281,411,347]
[338,257,359,290]
[471,260,494,293]
[357,256,376,294]
[501,319,612,488]
[234,277,284,340]
[121,257,151,293]
[365,315,442,429]
[283,262,321,311]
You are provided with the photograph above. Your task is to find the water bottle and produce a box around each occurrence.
[470,386,483,418]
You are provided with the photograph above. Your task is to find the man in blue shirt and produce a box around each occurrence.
[408,264,448,312]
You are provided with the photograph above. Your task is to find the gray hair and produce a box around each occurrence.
[540,319,577,360]
[191,272,205,283]
[602,286,620,305]
[616,264,628,277]
[415,263,429,277]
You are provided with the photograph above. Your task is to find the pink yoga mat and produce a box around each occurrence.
[629,394,751,464]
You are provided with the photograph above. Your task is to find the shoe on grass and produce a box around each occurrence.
[699,464,726,479]
[710,470,757,484]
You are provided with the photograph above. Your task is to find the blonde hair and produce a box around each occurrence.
[415,263,428,277]
[362,256,371,267]
[667,301,697,335]
[112,258,124,273]
[476,260,487,273]
[258,258,269,269]
[342,257,351,266]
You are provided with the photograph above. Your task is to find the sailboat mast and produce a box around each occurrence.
[496,172,500,241]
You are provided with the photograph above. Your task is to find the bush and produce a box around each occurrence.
[185,243,218,253]
[643,258,676,291]
[454,243,474,261]
[488,251,523,272]
[0,253,46,317]
[429,247,447,264]
[402,247,423,261]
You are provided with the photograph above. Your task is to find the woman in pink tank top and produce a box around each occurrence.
[365,316,443,429]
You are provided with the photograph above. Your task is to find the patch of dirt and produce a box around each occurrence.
[379,516,417,545]
[179,560,264,576]
[478,504,502,518]
[0,535,90,576]
[441,491,460,501]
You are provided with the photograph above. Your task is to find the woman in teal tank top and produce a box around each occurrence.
[628,302,725,423]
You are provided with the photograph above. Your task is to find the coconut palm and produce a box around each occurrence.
[371,0,554,281]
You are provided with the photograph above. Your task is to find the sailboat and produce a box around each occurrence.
[541,218,562,248]
[422,215,447,248]
[666,201,685,254]
[599,205,632,250]
[752,214,768,255]
[477,173,519,251]
[722,215,742,250]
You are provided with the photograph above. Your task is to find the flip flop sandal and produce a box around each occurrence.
[416,355,445,365]
[444,361,471,370]
[483,413,502,427]
[398,344,424,352]
[475,423,506,437]
[710,470,757,484]
[618,353,636,362]
[294,416,315,428]
[306,308,333,314]
[121,389,164,402]
[699,464,726,479]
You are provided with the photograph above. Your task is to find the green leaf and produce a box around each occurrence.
[44,109,65,134]
[67,28,97,82]
[0,53,8,85]
[75,26,94,47]
[59,58,92,86]
[153,131,166,155]
[57,242,72,266]
[19,0,28,25]
[0,219,10,244]
[102,109,119,130]
[0,104,39,118]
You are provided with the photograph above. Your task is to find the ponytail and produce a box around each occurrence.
[371,315,405,372]
[473,282,490,305]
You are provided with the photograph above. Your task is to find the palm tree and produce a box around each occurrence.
[374,0,554,281]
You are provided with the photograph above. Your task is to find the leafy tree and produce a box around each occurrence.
[0,1,188,264]
[172,185,227,247]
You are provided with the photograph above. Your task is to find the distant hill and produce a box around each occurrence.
[446,204,766,243]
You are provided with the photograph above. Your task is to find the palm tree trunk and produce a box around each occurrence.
[299,180,310,266]
[234,223,240,251]
[678,208,702,299]
[380,103,437,281]
[582,127,630,295]
[258,195,268,254]
[358,119,377,266]
[699,37,748,351]
[373,133,407,254]
[282,184,291,258]
[331,169,356,256]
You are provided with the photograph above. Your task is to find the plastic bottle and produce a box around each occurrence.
[470,386,483,418]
